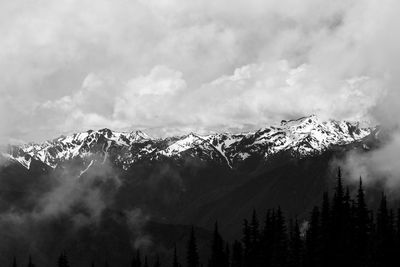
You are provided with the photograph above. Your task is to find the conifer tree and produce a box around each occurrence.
[320,191,331,266]
[132,250,142,267]
[187,227,199,267]
[330,167,347,266]
[321,192,330,232]
[58,252,70,267]
[249,210,261,266]
[305,207,321,267]
[271,207,288,267]
[231,240,243,267]
[27,256,35,267]
[332,167,345,236]
[343,187,352,222]
[396,209,400,253]
[224,243,230,267]
[153,255,161,267]
[250,210,260,246]
[260,209,274,266]
[332,167,345,220]
[288,219,302,267]
[173,245,180,267]
[355,177,369,266]
[376,193,396,266]
[209,222,226,267]
[343,186,355,265]
[241,219,251,267]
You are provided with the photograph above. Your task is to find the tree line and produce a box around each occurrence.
[10,167,400,267]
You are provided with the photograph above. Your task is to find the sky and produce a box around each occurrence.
[0,0,399,142]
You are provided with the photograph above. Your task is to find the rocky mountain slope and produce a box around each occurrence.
[2,115,373,171]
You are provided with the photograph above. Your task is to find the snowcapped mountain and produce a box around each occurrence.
[3,115,373,170]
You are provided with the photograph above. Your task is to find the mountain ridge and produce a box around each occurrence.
[2,115,374,171]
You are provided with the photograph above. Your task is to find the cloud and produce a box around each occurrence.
[0,0,398,141]
[126,208,152,250]
[338,127,400,188]
[37,159,120,223]
[35,60,384,138]
[0,155,122,227]
[113,65,187,126]
[0,154,153,262]
[186,61,383,128]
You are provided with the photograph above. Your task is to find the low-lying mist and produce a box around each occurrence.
[0,154,152,266]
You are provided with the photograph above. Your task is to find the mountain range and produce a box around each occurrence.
[2,115,374,171]
[0,115,380,267]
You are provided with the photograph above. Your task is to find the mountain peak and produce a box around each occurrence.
[5,116,373,170]
[128,130,151,140]
[280,114,319,127]
[98,128,113,137]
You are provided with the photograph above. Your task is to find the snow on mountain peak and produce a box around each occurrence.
[5,116,373,170]
[280,115,319,127]
[128,130,151,141]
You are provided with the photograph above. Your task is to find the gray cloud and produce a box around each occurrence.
[326,0,400,188]
[0,0,398,142]
[126,208,152,250]
[0,156,120,225]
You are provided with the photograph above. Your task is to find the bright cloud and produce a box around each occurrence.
[0,0,398,141]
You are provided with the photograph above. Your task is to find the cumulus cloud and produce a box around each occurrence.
[0,0,398,141]
[35,60,384,138]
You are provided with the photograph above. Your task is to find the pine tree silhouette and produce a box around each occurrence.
[268,207,288,267]
[231,240,243,267]
[241,219,251,267]
[208,222,227,267]
[260,209,274,266]
[132,250,142,267]
[343,186,356,265]
[58,252,70,267]
[173,244,180,267]
[396,209,400,259]
[320,191,331,266]
[329,167,347,266]
[224,243,230,267]
[250,210,260,246]
[27,256,35,267]
[354,177,370,266]
[153,255,160,267]
[375,192,397,266]
[250,210,261,267]
[187,227,199,267]
[288,219,302,267]
[305,207,321,267]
